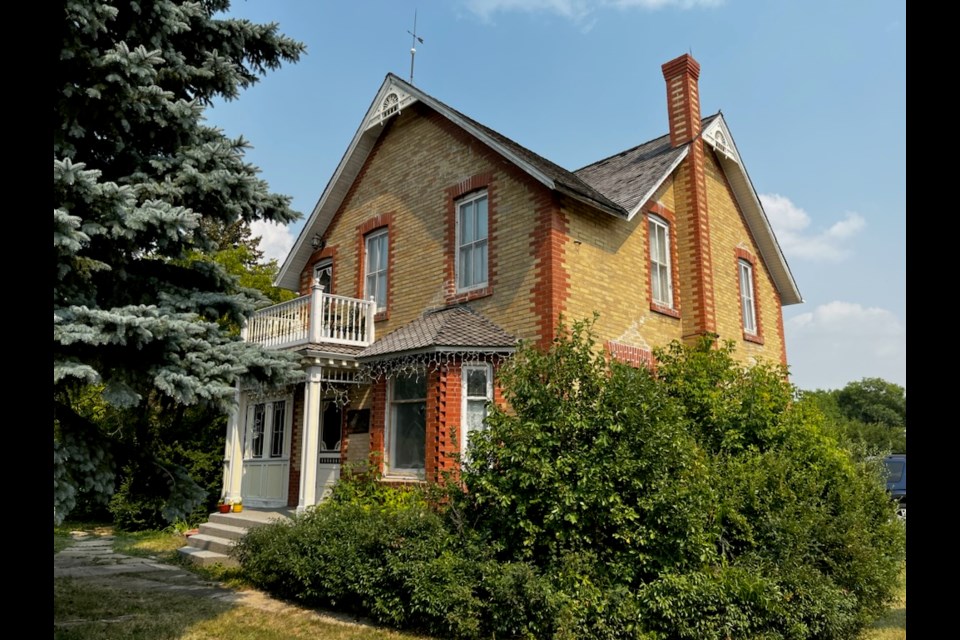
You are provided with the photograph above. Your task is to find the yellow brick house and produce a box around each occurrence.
[218,53,802,512]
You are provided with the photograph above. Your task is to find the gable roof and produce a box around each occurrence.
[276,73,801,305]
[573,120,707,218]
[357,306,517,360]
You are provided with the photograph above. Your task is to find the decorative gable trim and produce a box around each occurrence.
[703,117,740,165]
[365,84,418,130]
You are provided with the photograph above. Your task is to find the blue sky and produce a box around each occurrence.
[206,0,905,392]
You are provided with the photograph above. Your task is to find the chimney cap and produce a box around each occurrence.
[661,53,701,81]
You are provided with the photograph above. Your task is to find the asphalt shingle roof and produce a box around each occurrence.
[436,94,627,216]
[573,114,721,214]
[357,306,518,360]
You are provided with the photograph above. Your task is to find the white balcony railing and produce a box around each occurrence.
[245,284,376,350]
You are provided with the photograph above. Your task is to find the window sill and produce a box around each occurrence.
[650,303,680,319]
[446,286,493,305]
[381,474,426,486]
[374,311,389,322]
[743,332,764,345]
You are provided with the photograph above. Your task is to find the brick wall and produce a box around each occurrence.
[301,103,546,345]
[561,179,687,356]
[703,148,786,365]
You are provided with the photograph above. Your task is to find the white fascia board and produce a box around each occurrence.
[708,115,802,305]
[275,77,412,291]
[625,147,689,221]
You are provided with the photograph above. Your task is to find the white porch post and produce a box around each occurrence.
[309,279,325,344]
[298,366,323,512]
[223,383,245,503]
[367,295,376,343]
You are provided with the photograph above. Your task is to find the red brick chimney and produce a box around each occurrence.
[662,53,702,148]
[661,53,716,338]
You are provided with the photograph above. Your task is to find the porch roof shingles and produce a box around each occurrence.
[302,343,366,357]
[357,306,518,360]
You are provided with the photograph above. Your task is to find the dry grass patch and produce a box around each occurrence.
[859,564,906,640]
[54,577,432,640]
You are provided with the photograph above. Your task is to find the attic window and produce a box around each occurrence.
[381,92,399,120]
[711,128,738,162]
[714,130,728,151]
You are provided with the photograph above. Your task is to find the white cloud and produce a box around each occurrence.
[464,0,721,22]
[250,220,296,265]
[760,193,865,262]
[785,301,905,391]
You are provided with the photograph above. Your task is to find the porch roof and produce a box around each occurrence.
[357,306,518,361]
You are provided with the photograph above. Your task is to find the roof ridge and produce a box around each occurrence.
[574,112,722,173]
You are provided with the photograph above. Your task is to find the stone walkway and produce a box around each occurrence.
[53,530,369,622]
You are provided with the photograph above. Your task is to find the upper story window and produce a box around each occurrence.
[456,191,489,292]
[738,259,757,335]
[648,215,674,309]
[364,228,388,313]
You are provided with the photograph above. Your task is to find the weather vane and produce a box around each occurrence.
[408,10,424,84]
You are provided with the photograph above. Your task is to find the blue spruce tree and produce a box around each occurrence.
[54,0,306,525]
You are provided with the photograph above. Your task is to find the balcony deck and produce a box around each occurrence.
[245,288,375,350]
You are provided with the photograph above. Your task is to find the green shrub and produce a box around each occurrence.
[236,319,905,640]
[460,320,905,639]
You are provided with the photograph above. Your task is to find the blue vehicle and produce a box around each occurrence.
[882,454,906,520]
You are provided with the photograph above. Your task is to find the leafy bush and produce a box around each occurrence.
[461,319,905,639]
[237,318,905,640]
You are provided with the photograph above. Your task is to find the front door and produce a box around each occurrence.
[315,400,343,502]
[241,396,291,507]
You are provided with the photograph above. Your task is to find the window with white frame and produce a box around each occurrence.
[461,363,493,455]
[388,372,426,475]
[648,215,673,308]
[245,398,289,460]
[270,401,286,458]
[250,403,265,458]
[364,229,388,312]
[456,191,489,292]
[739,259,757,335]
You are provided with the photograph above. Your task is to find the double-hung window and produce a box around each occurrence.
[461,363,493,455]
[739,259,757,335]
[388,372,426,475]
[648,215,674,308]
[364,229,388,312]
[456,191,488,292]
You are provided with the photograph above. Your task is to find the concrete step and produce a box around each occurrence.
[207,509,293,529]
[198,521,249,542]
[177,545,239,568]
[179,509,293,569]
[185,533,235,556]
